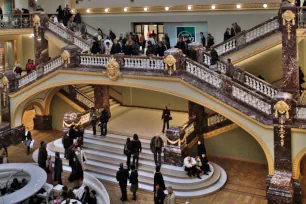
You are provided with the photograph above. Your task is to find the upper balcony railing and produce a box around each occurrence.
[213,17,280,56]
[0,14,35,29]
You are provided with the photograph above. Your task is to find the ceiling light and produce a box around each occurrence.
[165,7,169,11]
[236,4,241,9]
[211,5,216,10]
[263,4,268,8]
[188,6,192,10]
[105,8,109,12]
[124,8,128,12]
[144,7,148,11]
[86,9,90,13]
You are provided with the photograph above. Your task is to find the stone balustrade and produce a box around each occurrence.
[48,21,69,40]
[202,52,227,74]
[295,107,306,120]
[215,38,237,56]
[43,56,62,74]
[186,59,222,89]
[246,18,279,43]
[76,92,94,108]
[74,37,90,51]
[214,17,279,56]
[244,74,278,98]
[80,55,111,66]
[18,70,37,88]
[80,112,91,124]
[208,114,227,127]
[232,85,271,115]
[123,56,164,70]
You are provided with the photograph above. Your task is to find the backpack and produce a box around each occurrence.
[124,144,131,156]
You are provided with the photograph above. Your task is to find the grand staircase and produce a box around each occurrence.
[33,130,227,198]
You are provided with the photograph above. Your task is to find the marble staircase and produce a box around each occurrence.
[34,130,227,198]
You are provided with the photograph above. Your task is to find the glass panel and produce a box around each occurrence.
[158,25,164,33]
[135,25,142,33]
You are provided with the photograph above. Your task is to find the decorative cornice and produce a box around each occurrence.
[76,3,280,15]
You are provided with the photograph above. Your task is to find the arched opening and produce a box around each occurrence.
[22,102,44,130]
[11,77,274,175]
[300,155,306,204]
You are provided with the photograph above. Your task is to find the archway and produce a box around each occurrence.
[293,149,306,203]
[10,76,275,175]
[22,101,44,130]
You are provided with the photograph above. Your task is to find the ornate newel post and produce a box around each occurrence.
[267,92,294,203]
[164,126,189,167]
[280,1,299,100]
[61,45,80,68]
[164,48,185,75]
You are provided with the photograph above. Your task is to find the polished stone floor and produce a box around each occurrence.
[7,130,270,203]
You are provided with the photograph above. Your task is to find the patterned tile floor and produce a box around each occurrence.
[7,130,271,204]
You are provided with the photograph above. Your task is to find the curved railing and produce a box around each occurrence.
[0,163,47,204]
[0,125,25,147]
[213,17,280,56]
[62,85,94,109]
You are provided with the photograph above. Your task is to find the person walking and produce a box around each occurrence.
[197,140,206,157]
[56,5,64,22]
[200,32,206,47]
[62,132,72,159]
[153,165,166,192]
[132,134,142,168]
[24,127,32,155]
[54,152,63,185]
[38,141,48,170]
[154,183,165,204]
[224,28,232,41]
[161,106,171,133]
[129,165,138,200]
[90,107,98,135]
[73,10,82,32]
[116,163,129,201]
[150,134,164,166]
[46,155,54,184]
[207,33,215,48]
[124,138,133,169]
[164,33,170,49]
[99,107,109,136]
[166,186,176,204]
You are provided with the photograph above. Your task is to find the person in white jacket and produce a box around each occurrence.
[166,186,176,204]
[184,156,201,179]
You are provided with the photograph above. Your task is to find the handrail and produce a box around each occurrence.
[82,21,109,39]
[213,16,279,55]
[202,51,278,98]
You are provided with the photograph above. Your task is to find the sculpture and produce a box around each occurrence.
[106,58,121,81]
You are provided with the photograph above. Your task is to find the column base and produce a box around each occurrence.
[164,145,187,167]
[267,170,292,204]
[33,115,52,131]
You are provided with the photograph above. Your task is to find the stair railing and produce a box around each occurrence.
[213,17,279,55]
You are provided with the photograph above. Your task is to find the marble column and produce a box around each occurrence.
[34,14,49,66]
[267,92,294,204]
[94,85,111,117]
[280,1,299,100]
[188,101,208,139]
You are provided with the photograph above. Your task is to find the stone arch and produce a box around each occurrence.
[292,148,306,179]
[23,100,45,116]
[10,78,274,175]
[44,87,62,115]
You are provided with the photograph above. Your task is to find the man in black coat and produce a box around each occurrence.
[197,140,206,156]
[150,134,164,166]
[210,48,219,65]
[154,183,165,204]
[38,141,48,170]
[110,39,121,54]
[100,107,109,136]
[155,42,166,57]
[63,133,73,158]
[200,32,206,47]
[161,106,171,133]
[116,163,129,201]
[175,37,185,51]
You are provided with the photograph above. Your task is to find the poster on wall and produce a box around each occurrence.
[176,26,196,42]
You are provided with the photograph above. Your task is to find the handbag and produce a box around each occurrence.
[169,115,173,120]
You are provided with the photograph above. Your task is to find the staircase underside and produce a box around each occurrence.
[32,131,227,198]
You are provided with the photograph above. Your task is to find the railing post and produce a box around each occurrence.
[61,45,81,69]
[164,48,185,75]
[267,92,295,203]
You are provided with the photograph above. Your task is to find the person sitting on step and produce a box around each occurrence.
[184,156,201,179]
[196,156,208,176]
